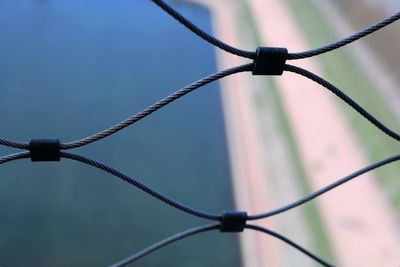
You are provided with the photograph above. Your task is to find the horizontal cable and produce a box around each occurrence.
[245,224,334,267]
[0,138,29,150]
[249,153,400,220]
[150,0,256,59]
[288,11,400,59]
[60,152,221,221]
[285,64,400,143]
[110,223,220,267]
[0,151,30,165]
[61,63,253,149]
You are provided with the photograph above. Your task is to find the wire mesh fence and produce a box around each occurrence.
[1,1,400,266]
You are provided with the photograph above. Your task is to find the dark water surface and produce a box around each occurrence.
[0,1,241,266]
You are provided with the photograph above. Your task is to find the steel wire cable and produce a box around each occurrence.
[2,150,397,266]
[151,0,399,61]
[59,150,400,267]
[245,224,334,267]
[0,151,30,165]
[150,0,256,59]
[60,151,400,223]
[1,2,400,265]
[288,11,400,59]
[61,63,253,149]
[1,53,399,267]
[284,64,400,143]
[248,153,400,220]
[110,223,220,267]
[110,223,334,267]
[60,152,400,223]
[60,152,221,221]
[0,138,29,150]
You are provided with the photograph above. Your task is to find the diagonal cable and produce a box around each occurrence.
[0,151,30,165]
[150,0,255,59]
[285,64,400,143]
[245,224,334,267]
[288,11,400,59]
[248,153,400,220]
[60,152,221,221]
[61,63,253,149]
[0,138,29,150]
[110,223,220,267]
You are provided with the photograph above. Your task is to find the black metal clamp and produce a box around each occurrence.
[29,139,61,162]
[252,47,288,76]
[220,211,248,232]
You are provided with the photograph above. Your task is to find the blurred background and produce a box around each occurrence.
[0,0,399,266]
[0,1,240,266]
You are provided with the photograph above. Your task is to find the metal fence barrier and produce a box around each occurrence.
[1,1,400,266]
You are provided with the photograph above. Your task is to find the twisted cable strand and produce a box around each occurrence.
[0,138,29,150]
[288,11,400,59]
[60,152,221,221]
[150,0,255,59]
[61,63,253,149]
[110,223,333,267]
[151,0,399,61]
[110,223,220,267]
[245,224,334,267]
[0,151,30,165]
[285,64,400,143]
[249,154,400,220]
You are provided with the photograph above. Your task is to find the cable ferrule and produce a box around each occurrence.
[252,47,288,75]
[29,139,61,162]
[220,211,248,232]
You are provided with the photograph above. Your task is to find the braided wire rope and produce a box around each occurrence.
[284,64,400,143]
[288,11,400,59]
[248,154,400,220]
[0,138,29,150]
[151,0,400,59]
[60,152,221,221]
[59,152,400,223]
[60,63,253,149]
[1,1,400,266]
[0,152,30,165]
[150,0,256,59]
[109,223,221,267]
[59,151,399,266]
[110,223,333,267]
[245,224,334,267]
[3,149,399,265]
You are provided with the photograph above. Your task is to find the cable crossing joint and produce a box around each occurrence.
[252,47,288,75]
[29,139,61,162]
[219,211,248,232]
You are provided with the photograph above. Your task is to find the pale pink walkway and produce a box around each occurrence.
[247,0,400,266]
[186,0,400,266]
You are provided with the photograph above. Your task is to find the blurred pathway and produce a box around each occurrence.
[193,1,283,266]
[246,0,400,266]
[193,0,316,266]
[313,0,400,125]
